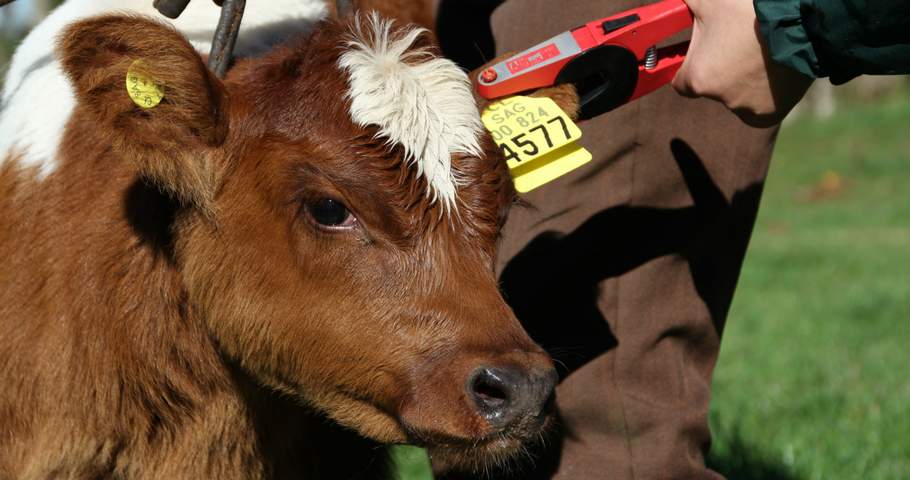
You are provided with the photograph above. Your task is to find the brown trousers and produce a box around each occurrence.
[437,1,778,479]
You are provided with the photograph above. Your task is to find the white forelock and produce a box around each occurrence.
[338,14,484,212]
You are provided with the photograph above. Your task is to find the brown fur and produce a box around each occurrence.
[0,11,578,480]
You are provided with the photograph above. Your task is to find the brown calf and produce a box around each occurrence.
[0,8,577,480]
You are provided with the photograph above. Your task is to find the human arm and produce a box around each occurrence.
[755,0,910,82]
[673,0,910,128]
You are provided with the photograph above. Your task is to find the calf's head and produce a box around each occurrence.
[58,13,575,469]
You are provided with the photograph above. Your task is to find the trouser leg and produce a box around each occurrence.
[493,83,775,480]
[437,1,777,478]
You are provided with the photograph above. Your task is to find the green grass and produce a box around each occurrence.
[708,83,910,480]
[390,445,434,480]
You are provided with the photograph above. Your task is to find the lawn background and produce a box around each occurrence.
[706,83,910,480]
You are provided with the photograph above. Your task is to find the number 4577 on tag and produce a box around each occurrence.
[481,96,592,192]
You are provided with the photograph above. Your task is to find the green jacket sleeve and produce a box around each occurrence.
[754,0,910,84]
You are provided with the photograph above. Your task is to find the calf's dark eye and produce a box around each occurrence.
[310,199,352,227]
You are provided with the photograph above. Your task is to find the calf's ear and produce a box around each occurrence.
[468,54,580,120]
[58,15,227,214]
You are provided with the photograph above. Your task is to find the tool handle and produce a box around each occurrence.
[571,0,692,58]
[627,41,689,104]
[477,0,693,102]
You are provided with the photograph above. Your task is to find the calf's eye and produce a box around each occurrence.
[308,198,355,227]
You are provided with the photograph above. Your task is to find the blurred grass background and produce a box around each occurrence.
[706,81,910,480]
[3,3,908,479]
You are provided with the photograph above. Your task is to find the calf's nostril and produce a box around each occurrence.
[470,368,514,424]
[469,366,556,430]
[473,379,508,404]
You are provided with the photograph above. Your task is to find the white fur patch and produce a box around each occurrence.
[0,0,328,178]
[338,14,484,212]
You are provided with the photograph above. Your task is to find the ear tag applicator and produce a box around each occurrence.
[126,60,164,108]
[481,96,592,192]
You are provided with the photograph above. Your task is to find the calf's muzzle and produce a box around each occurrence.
[470,365,558,434]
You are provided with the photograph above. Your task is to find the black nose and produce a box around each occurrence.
[469,366,558,431]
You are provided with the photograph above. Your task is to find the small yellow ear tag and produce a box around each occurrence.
[126,60,164,109]
[482,96,592,193]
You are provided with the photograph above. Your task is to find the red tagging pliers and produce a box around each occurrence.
[477,0,693,120]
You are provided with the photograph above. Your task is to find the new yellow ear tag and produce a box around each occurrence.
[482,96,592,192]
[126,60,164,108]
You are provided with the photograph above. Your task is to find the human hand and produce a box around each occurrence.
[672,0,814,128]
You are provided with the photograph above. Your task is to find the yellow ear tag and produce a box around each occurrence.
[126,60,164,109]
[482,96,592,193]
